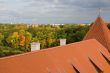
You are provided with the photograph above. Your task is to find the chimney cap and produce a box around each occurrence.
[31,42,40,45]
[60,39,66,40]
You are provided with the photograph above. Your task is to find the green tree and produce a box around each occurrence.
[0,33,4,46]
[6,32,19,48]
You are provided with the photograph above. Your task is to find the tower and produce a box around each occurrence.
[83,16,110,52]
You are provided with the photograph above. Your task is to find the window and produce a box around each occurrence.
[101,53,110,65]
[71,64,80,73]
[89,58,103,73]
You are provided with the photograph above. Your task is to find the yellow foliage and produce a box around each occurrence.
[19,35,25,46]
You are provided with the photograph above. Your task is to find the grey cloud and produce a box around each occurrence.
[23,0,110,8]
[0,0,110,23]
[16,0,110,23]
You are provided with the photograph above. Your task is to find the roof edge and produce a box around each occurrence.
[0,39,99,60]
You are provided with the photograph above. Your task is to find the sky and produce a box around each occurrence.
[0,0,110,24]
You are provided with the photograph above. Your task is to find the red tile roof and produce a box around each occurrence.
[0,39,110,73]
[84,16,110,52]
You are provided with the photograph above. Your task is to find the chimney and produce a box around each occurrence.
[60,39,66,46]
[31,42,40,51]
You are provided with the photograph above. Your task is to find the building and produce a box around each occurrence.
[0,16,110,73]
[0,39,110,73]
[84,16,110,52]
[79,24,86,26]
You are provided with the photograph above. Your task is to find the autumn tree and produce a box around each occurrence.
[18,30,32,51]
[25,31,32,49]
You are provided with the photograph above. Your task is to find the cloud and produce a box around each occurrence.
[0,0,110,23]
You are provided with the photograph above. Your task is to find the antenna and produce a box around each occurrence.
[98,8,101,17]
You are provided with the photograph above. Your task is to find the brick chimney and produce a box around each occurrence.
[60,39,66,46]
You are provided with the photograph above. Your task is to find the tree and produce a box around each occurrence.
[0,33,4,46]
[18,30,32,51]
[25,31,32,49]
[6,32,19,48]
[19,30,25,47]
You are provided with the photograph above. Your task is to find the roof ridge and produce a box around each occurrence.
[0,39,97,60]
[98,19,109,51]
